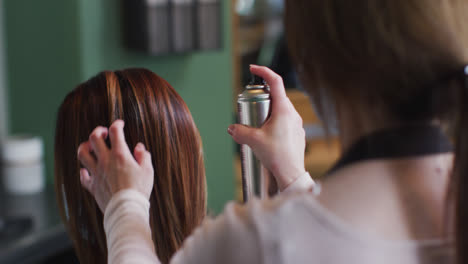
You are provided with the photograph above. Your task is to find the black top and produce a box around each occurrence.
[326,65,467,175]
[326,124,453,175]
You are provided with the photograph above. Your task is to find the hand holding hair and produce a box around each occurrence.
[77,120,154,212]
[228,65,307,191]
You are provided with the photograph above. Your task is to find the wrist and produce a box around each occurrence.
[281,171,315,194]
[104,189,150,218]
[274,166,307,191]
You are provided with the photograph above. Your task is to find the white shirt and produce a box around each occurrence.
[103,173,453,264]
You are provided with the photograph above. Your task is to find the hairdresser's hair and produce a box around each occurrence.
[54,68,206,264]
[286,0,468,262]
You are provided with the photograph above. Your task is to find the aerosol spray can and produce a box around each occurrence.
[238,75,277,202]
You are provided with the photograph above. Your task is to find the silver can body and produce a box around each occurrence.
[237,84,276,202]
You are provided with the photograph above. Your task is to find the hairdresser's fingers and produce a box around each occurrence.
[77,142,97,174]
[109,120,132,157]
[89,126,109,158]
[250,65,289,112]
[134,143,153,174]
[228,124,263,148]
[133,143,146,165]
[80,168,93,193]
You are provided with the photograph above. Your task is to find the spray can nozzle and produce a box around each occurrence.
[249,74,267,86]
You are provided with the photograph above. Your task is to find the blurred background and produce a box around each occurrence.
[0,0,339,263]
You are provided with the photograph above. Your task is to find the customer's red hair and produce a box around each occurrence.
[54,68,206,263]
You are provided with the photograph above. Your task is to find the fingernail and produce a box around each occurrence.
[79,169,86,181]
[115,119,125,127]
[227,125,235,135]
[136,142,145,150]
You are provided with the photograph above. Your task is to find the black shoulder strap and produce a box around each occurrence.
[326,124,453,175]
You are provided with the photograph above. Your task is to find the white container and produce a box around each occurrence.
[1,135,45,194]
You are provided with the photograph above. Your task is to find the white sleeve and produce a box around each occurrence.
[104,189,160,264]
[170,202,262,264]
[104,190,262,264]
[280,171,315,195]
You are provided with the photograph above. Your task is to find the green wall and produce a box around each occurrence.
[5,0,235,212]
[4,0,82,185]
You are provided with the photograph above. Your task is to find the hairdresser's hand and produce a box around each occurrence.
[228,65,306,191]
[77,120,154,212]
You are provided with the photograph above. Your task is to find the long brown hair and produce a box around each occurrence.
[286,0,468,262]
[54,68,206,263]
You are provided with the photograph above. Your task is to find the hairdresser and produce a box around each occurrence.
[78,0,468,263]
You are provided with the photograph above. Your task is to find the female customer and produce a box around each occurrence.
[78,0,468,263]
[54,68,206,264]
